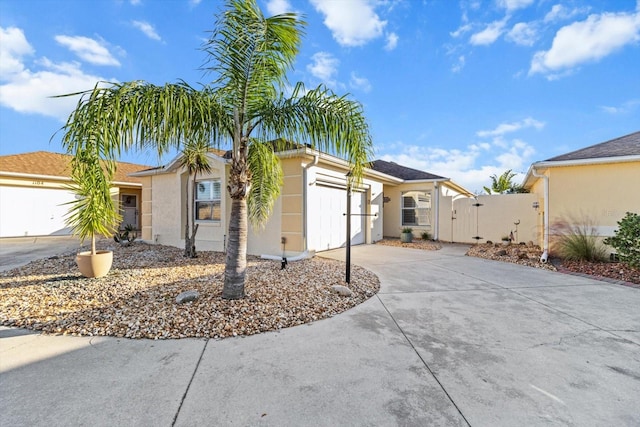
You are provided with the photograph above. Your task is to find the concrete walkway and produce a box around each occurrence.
[1,244,639,426]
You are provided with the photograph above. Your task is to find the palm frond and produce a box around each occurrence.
[202,0,305,115]
[180,138,214,176]
[246,141,283,228]
[254,83,373,185]
[56,81,229,161]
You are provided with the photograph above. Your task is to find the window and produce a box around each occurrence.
[195,180,221,221]
[402,191,431,226]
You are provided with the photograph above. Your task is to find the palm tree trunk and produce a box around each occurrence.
[189,172,198,257]
[91,234,96,256]
[184,173,191,257]
[223,197,248,299]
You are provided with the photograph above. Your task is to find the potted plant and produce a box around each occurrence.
[401,227,413,243]
[65,141,121,278]
[114,224,137,246]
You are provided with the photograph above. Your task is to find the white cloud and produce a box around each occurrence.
[451,55,466,73]
[131,20,162,41]
[600,99,640,114]
[189,0,202,6]
[450,23,472,38]
[0,27,112,122]
[477,117,545,138]
[470,18,508,45]
[349,72,371,93]
[265,0,293,16]
[55,35,120,66]
[378,137,536,192]
[497,0,535,12]
[530,11,640,78]
[309,0,386,46]
[0,27,34,76]
[0,58,110,121]
[384,32,398,51]
[307,52,339,85]
[544,4,590,23]
[506,22,538,46]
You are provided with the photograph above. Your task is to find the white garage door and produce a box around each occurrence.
[308,184,365,252]
[0,186,75,237]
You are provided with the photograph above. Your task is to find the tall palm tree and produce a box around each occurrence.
[58,0,373,299]
[483,169,517,194]
[180,139,212,258]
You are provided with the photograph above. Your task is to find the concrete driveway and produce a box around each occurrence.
[1,244,639,426]
[0,236,84,272]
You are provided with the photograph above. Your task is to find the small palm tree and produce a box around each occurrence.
[57,0,372,299]
[180,139,212,258]
[65,136,121,256]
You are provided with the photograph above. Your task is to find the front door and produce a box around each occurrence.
[120,194,138,229]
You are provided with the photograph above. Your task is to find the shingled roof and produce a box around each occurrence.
[370,160,446,181]
[545,131,640,162]
[0,151,150,184]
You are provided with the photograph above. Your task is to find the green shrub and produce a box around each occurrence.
[421,231,431,240]
[604,212,640,268]
[552,217,607,262]
[402,227,413,234]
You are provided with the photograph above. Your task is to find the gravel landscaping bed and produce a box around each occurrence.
[467,242,640,286]
[466,242,556,271]
[0,241,379,339]
[375,238,442,251]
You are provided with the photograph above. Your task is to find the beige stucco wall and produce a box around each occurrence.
[149,172,183,246]
[140,176,153,241]
[280,157,304,253]
[140,152,388,257]
[523,161,639,254]
[382,182,437,238]
[545,162,640,236]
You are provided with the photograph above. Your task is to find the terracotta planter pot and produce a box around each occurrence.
[76,250,113,278]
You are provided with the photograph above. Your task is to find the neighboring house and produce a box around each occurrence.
[522,130,640,254]
[131,147,472,257]
[0,151,149,238]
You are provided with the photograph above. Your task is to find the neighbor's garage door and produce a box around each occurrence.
[0,186,75,237]
[307,184,365,252]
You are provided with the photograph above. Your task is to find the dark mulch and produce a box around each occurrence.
[555,259,640,287]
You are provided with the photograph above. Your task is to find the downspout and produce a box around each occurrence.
[433,183,440,240]
[532,168,549,263]
[302,155,319,252]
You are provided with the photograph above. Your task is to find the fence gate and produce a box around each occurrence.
[452,194,540,244]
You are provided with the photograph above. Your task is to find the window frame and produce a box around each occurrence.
[401,190,432,227]
[194,179,222,222]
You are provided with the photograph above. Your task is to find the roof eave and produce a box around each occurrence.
[129,151,230,177]
[0,171,72,182]
[277,148,404,184]
[522,154,640,189]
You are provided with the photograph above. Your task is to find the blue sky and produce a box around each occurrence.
[1,0,639,192]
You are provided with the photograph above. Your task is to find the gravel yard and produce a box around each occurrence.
[466,242,640,286]
[466,242,556,271]
[0,241,379,339]
[375,238,442,251]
